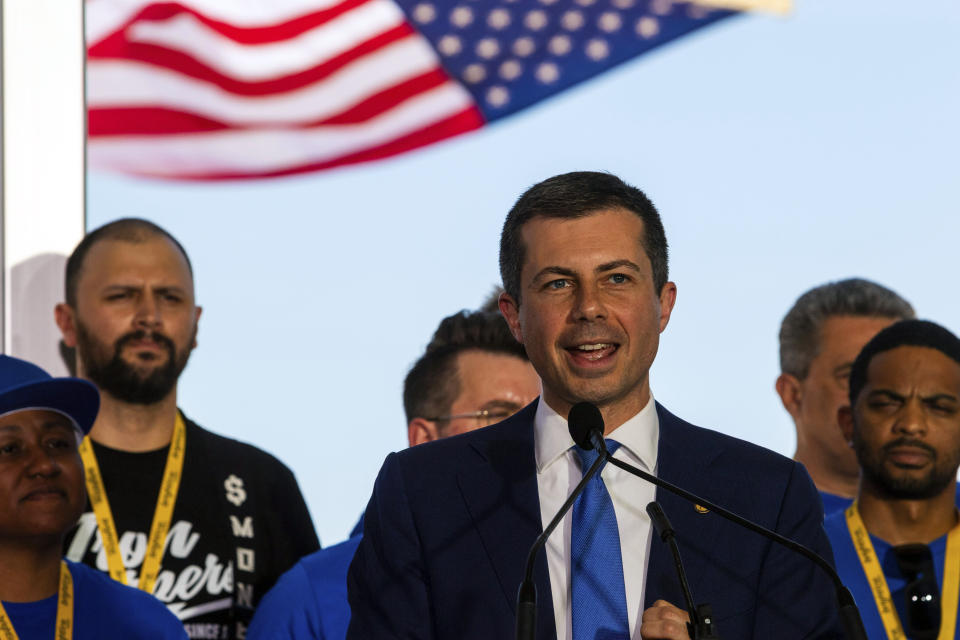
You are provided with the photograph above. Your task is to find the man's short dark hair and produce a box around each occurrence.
[779,278,914,379]
[498,171,668,303]
[403,310,528,425]
[849,319,960,406]
[65,218,193,307]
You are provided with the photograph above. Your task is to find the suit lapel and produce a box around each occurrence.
[456,402,557,640]
[645,405,725,609]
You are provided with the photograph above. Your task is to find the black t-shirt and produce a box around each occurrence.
[65,412,320,640]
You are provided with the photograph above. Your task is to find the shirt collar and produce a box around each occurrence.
[534,396,659,473]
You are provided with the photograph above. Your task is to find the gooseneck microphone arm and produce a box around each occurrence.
[646,502,701,631]
[515,442,608,640]
[603,455,867,640]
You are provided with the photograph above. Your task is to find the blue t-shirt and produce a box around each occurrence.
[820,491,854,517]
[1,560,186,639]
[824,511,959,639]
[820,484,960,518]
[246,533,362,640]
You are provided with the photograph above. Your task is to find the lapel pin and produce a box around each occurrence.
[694,504,709,514]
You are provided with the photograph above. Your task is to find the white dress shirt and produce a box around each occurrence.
[534,397,659,640]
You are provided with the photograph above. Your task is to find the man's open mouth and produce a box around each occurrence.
[567,343,619,362]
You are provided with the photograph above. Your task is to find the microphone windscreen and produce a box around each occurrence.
[646,502,674,541]
[568,402,604,450]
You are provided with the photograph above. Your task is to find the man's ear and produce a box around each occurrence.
[657,282,677,333]
[775,373,803,419]
[54,303,78,348]
[498,292,523,344]
[193,305,203,348]
[407,418,442,447]
[838,406,855,447]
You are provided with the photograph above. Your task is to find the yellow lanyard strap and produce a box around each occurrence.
[845,502,960,640]
[79,414,186,593]
[0,561,73,640]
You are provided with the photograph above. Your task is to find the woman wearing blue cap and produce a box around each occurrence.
[0,354,186,639]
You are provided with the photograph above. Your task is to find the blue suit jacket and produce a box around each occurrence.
[347,401,842,639]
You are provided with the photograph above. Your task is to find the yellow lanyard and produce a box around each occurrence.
[79,414,186,593]
[845,502,960,640]
[0,561,73,640]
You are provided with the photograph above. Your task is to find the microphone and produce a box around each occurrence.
[647,502,719,640]
[567,401,605,453]
[514,403,610,640]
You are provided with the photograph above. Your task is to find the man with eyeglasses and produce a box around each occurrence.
[825,319,960,640]
[246,308,539,640]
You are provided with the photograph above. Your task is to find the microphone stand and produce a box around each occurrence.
[647,502,720,640]
[515,451,607,640]
[604,453,868,640]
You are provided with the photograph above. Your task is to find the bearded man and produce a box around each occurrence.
[827,319,960,640]
[54,218,319,640]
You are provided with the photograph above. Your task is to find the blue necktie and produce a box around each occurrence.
[571,440,629,640]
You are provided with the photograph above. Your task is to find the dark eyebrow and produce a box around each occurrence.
[866,389,904,402]
[153,286,187,296]
[42,418,75,431]
[103,284,187,294]
[531,266,577,283]
[597,259,641,273]
[922,393,959,404]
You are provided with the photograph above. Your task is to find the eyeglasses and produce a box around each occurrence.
[892,543,940,640]
[424,409,513,427]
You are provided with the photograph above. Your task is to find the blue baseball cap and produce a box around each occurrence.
[0,355,99,435]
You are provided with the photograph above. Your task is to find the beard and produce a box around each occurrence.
[76,322,194,405]
[854,433,959,500]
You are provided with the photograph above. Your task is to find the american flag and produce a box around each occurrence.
[86,0,759,180]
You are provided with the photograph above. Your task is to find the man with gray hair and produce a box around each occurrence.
[776,278,914,515]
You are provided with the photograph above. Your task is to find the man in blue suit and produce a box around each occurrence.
[347,172,843,640]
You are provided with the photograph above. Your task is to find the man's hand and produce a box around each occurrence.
[640,599,691,640]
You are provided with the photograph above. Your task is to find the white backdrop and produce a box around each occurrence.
[1,0,85,373]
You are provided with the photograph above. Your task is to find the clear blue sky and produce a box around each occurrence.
[88,0,960,545]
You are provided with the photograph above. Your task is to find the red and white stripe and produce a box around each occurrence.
[86,0,485,179]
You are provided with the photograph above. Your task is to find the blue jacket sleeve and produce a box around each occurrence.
[752,461,844,639]
[247,561,324,640]
[346,453,434,640]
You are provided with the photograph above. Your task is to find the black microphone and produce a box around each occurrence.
[600,443,867,640]
[515,403,609,640]
[567,401,606,453]
[647,502,719,640]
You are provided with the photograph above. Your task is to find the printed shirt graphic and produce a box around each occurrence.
[65,415,319,640]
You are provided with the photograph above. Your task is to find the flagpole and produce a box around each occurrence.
[0,0,86,374]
